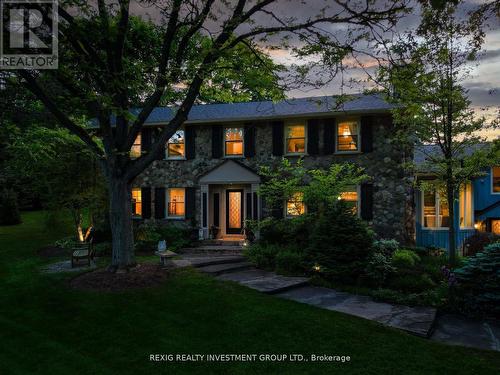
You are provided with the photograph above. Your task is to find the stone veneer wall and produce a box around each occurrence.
[134,115,415,244]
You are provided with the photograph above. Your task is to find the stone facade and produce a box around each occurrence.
[134,114,415,244]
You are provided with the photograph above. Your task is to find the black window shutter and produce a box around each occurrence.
[212,125,223,158]
[185,187,196,219]
[202,192,207,227]
[361,116,374,153]
[185,126,196,160]
[244,123,256,157]
[253,192,258,220]
[323,118,336,154]
[141,128,152,153]
[307,119,319,155]
[213,193,220,227]
[360,183,374,221]
[141,187,151,219]
[154,128,165,160]
[154,187,166,219]
[272,121,284,156]
[272,202,284,219]
[246,192,252,219]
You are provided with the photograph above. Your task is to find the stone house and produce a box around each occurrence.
[129,94,415,244]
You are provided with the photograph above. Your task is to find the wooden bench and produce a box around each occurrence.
[156,250,178,267]
[71,239,95,268]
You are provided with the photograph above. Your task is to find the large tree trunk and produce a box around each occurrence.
[108,177,136,271]
[446,174,457,266]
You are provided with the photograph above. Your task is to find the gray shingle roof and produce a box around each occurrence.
[122,93,394,125]
[414,143,491,166]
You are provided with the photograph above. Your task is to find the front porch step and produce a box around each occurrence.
[196,261,254,276]
[179,245,243,255]
[182,255,246,267]
[217,270,310,294]
[200,239,243,246]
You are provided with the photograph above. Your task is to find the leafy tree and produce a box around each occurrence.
[6,128,105,241]
[14,1,407,271]
[258,158,368,214]
[378,1,499,264]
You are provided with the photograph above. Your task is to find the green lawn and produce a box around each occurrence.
[1,212,499,375]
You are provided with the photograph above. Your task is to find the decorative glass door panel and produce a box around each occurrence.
[226,190,243,234]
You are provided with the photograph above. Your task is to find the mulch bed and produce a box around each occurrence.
[37,245,71,258]
[70,263,169,292]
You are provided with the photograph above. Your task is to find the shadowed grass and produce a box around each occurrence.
[0,211,499,374]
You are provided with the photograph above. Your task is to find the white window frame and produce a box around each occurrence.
[223,126,244,158]
[459,183,474,229]
[491,166,500,195]
[421,190,449,231]
[131,187,142,218]
[166,187,186,219]
[166,129,186,160]
[340,185,361,217]
[284,121,307,156]
[130,132,142,159]
[284,192,306,218]
[335,118,361,154]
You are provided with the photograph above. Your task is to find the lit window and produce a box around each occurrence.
[459,183,473,228]
[492,220,500,235]
[286,192,305,217]
[167,130,185,159]
[285,123,305,154]
[131,188,142,216]
[340,189,359,213]
[423,190,449,228]
[167,188,185,217]
[130,133,141,158]
[337,120,359,151]
[493,167,500,193]
[224,127,243,156]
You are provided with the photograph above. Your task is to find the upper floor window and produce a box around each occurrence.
[285,123,306,154]
[167,188,185,218]
[340,189,359,214]
[423,190,449,228]
[493,167,500,193]
[131,188,142,217]
[167,130,185,159]
[224,127,243,156]
[337,120,359,152]
[286,192,305,217]
[130,133,141,158]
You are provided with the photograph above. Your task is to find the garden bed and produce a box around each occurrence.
[70,263,169,292]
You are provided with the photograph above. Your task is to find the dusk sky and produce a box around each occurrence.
[130,0,499,139]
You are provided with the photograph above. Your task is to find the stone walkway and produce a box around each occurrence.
[176,254,436,337]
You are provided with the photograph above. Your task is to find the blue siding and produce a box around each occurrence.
[474,168,500,221]
[415,168,500,250]
[415,188,476,251]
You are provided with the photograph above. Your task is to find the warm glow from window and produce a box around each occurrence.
[130,133,141,158]
[423,190,449,228]
[492,220,500,234]
[459,183,473,228]
[167,130,185,158]
[337,121,358,151]
[286,192,305,216]
[493,167,500,193]
[168,188,185,217]
[340,190,358,213]
[286,124,305,154]
[131,188,142,216]
[224,127,243,156]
